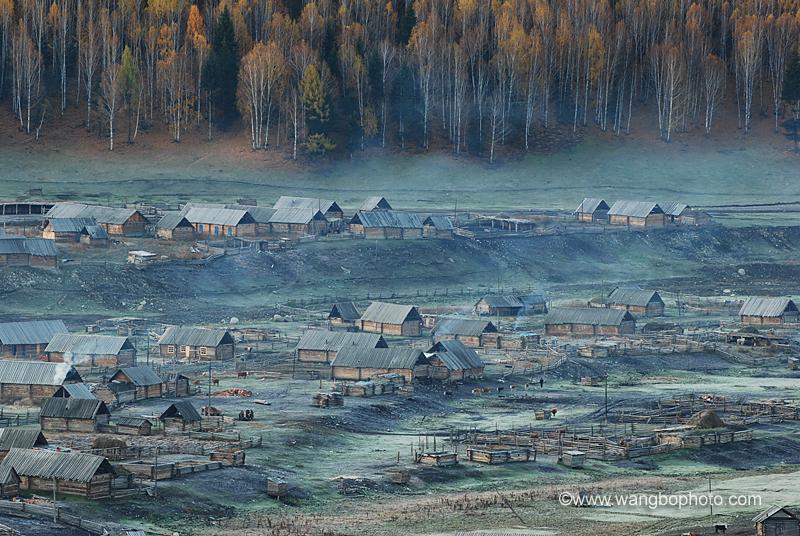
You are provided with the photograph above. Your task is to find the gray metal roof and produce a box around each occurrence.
[739,297,798,318]
[574,198,609,214]
[116,417,152,427]
[427,340,485,370]
[657,202,689,217]
[607,288,663,307]
[0,237,59,257]
[157,213,194,230]
[433,318,497,337]
[329,302,361,322]
[39,398,109,419]
[45,333,132,355]
[358,196,392,211]
[273,196,341,215]
[159,401,201,422]
[158,326,233,347]
[545,307,634,326]
[111,366,164,386]
[423,215,454,230]
[296,330,386,352]
[46,203,144,225]
[0,320,68,345]
[57,383,96,399]
[351,210,423,229]
[268,208,327,224]
[0,428,48,451]
[81,224,109,239]
[607,201,664,218]
[477,296,524,309]
[332,347,426,370]
[753,506,798,523]
[0,361,82,386]
[183,206,255,227]
[360,302,421,325]
[45,218,96,233]
[181,203,277,224]
[1,448,114,481]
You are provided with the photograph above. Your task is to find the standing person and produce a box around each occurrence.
[539,377,544,389]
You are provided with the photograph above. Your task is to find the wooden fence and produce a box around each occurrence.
[0,500,111,535]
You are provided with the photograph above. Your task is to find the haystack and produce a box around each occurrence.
[688,409,725,429]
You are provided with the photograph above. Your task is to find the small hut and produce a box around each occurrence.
[0,428,48,460]
[328,302,361,328]
[432,318,497,348]
[754,506,800,536]
[0,466,20,497]
[422,215,454,238]
[156,214,196,240]
[108,366,165,401]
[39,398,111,432]
[79,224,109,246]
[159,401,202,433]
[574,198,610,223]
[115,417,153,436]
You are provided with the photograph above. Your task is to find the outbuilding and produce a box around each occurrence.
[607,201,665,227]
[79,224,109,246]
[545,308,636,337]
[739,297,799,325]
[753,506,799,536]
[425,340,485,381]
[593,288,665,317]
[183,206,257,239]
[39,398,111,432]
[273,196,344,221]
[0,237,59,268]
[0,428,48,460]
[358,302,423,336]
[422,215,454,239]
[108,366,165,401]
[42,218,97,241]
[267,209,328,238]
[657,202,689,224]
[115,417,153,436]
[52,383,96,399]
[327,302,362,328]
[0,361,82,404]
[574,198,610,223]
[296,331,387,363]
[432,318,497,348]
[0,320,68,359]
[331,347,428,383]
[159,401,202,433]
[156,214,196,240]
[44,333,136,367]
[46,203,148,236]
[349,211,423,239]
[0,448,115,499]
[158,326,235,361]
[474,295,547,316]
[358,196,392,212]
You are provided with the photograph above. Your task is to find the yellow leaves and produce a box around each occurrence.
[47,2,59,27]
[186,5,205,42]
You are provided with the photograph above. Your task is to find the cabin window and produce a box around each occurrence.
[180,345,187,353]
[200,347,207,356]
[167,345,175,354]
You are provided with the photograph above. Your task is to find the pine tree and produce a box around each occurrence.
[300,64,333,154]
[203,6,239,124]
[782,52,800,150]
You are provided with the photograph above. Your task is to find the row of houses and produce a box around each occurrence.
[574,199,711,227]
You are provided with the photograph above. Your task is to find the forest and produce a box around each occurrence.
[1,0,800,160]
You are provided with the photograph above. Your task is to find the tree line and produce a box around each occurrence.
[1,0,800,159]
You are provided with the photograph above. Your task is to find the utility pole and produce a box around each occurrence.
[604,374,609,424]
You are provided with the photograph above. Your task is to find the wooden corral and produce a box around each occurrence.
[466,446,534,464]
[210,449,246,466]
[415,451,458,466]
[0,320,68,360]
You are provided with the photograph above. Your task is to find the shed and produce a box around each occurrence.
[295,331,387,363]
[422,215,454,238]
[156,213,196,240]
[594,288,665,317]
[331,347,428,382]
[327,302,362,328]
[607,201,665,227]
[0,361,82,404]
[0,237,59,268]
[0,428,48,460]
[475,295,547,316]
[42,218,97,241]
[159,401,202,433]
[39,398,110,432]
[545,308,636,337]
[183,207,257,239]
[127,250,158,265]
[432,318,497,348]
[358,196,392,212]
[657,202,690,224]
[0,465,19,497]
[424,340,485,381]
[52,383,96,399]
[0,320,68,359]
[0,448,115,499]
[739,297,799,325]
[46,203,147,236]
[108,367,165,400]
[158,326,234,360]
[560,450,586,468]
[79,224,109,246]
[44,333,136,367]
[349,211,423,239]
[273,196,343,220]
[754,506,800,536]
[574,198,610,223]
[115,417,153,436]
[358,302,422,336]
[266,208,328,238]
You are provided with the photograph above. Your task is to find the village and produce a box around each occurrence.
[0,193,798,536]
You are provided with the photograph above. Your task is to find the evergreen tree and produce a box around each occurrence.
[782,52,800,150]
[397,1,416,45]
[203,6,239,124]
[300,64,334,154]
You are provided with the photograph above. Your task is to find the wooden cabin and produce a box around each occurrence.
[296,331,387,363]
[115,417,153,436]
[331,347,428,383]
[328,302,361,328]
[358,302,423,336]
[424,340,485,381]
[0,237,59,268]
[156,214,196,240]
[739,297,799,325]
[39,398,111,432]
[79,224,109,246]
[181,203,277,236]
[42,218,96,241]
[422,215,454,238]
[108,367,165,401]
[0,428,48,461]
[474,295,547,316]
[678,209,711,226]
[159,401,202,433]
[432,318,497,348]
[166,374,191,397]
[158,326,234,361]
[358,196,392,212]
[0,466,20,497]
[349,211,423,239]
[592,288,665,317]
[574,198,610,223]
[0,361,83,405]
[545,308,636,337]
[183,206,257,239]
[658,202,690,224]
[52,383,96,399]
[273,196,344,221]
[754,507,800,536]
[607,201,665,227]
[44,333,136,367]
[0,448,115,499]
[267,209,328,238]
[0,320,68,359]
[46,203,148,236]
